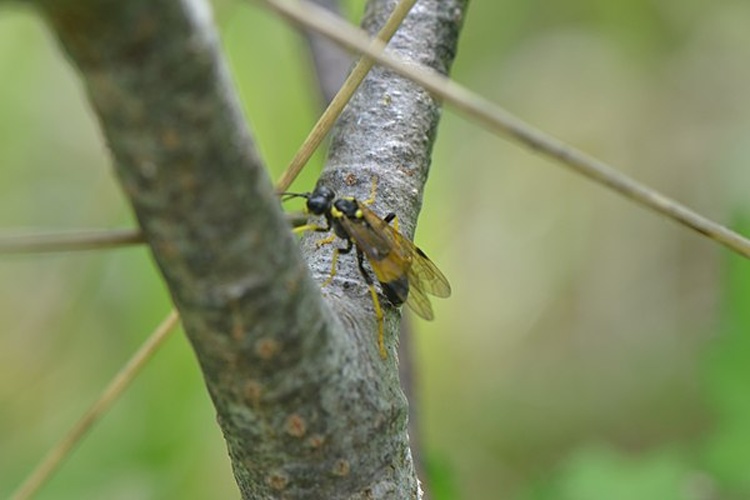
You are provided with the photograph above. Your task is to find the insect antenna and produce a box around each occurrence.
[279,192,310,202]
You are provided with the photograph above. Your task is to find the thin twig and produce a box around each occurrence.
[260,0,750,259]
[274,0,418,193]
[0,228,144,254]
[10,310,180,500]
[0,213,309,255]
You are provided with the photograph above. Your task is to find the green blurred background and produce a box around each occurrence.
[3,0,750,498]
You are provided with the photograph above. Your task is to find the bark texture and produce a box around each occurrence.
[299,0,467,492]
[35,0,467,497]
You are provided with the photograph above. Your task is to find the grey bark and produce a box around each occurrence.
[34,0,467,497]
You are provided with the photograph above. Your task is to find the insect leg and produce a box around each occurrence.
[322,238,352,287]
[383,212,399,232]
[356,247,387,359]
[362,175,379,206]
[293,223,329,235]
[321,248,339,288]
[292,216,332,235]
[315,234,337,248]
[294,219,339,246]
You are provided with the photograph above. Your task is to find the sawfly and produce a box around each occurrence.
[282,179,451,358]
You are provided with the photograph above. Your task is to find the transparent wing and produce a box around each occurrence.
[404,280,435,320]
[359,204,451,298]
[406,246,451,298]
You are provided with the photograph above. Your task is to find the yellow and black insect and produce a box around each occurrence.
[282,180,451,358]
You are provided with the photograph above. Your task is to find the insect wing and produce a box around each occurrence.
[368,219,439,320]
[406,246,451,298]
[359,204,451,299]
[404,279,435,320]
[336,214,409,296]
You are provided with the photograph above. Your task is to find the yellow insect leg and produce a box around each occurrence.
[362,175,379,206]
[291,226,335,248]
[293,223,327,234]
[315,234,336,248]
[322,248,340,288]
[367,284,387,359]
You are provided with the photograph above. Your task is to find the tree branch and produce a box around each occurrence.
[298,0,466,322]
[33,0,466,497]
[295,0,467,492]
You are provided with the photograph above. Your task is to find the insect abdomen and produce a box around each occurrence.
[380,276,409,307]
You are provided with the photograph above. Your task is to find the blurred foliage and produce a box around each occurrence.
[2,0,750,498]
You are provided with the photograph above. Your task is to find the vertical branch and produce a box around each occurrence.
[300,0,467,352]
[320,0,466,233]
[296,0,468,493]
